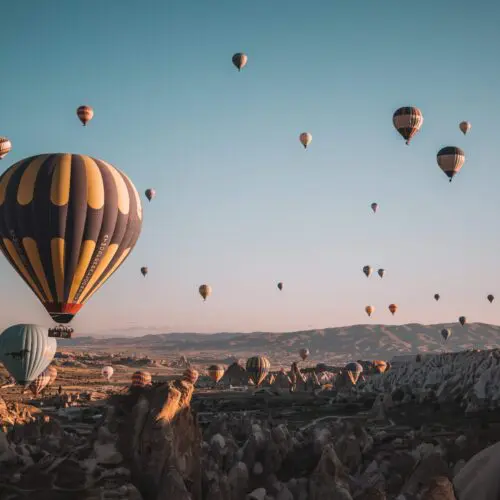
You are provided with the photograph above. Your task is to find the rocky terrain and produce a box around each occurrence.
[2,348,500,498]
[63,323,500,366]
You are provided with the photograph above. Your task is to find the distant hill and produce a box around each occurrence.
[65,323,500,361]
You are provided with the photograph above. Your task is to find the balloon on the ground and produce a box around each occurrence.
[29,369,51,396]
[76,105,94,126]
[246,356,270,386]
[0,153,143,324]
[232,53,248,71]
[0,137,12,160]
[0,324,56,384]
[392,107,423,145]
[372,360,388,373]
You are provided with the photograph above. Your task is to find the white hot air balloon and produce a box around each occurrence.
[101,366,114,381]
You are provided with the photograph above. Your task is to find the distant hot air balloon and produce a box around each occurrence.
[183,367,199,385]
[388,303,398,315]
[363,265,373,278]
[246,356,270,386]
[371,202,378,214]
[131,371,151,388]
[46,365,57,385]
[199,284,212,301]
[29,369,52,396]
[378,268,385,278]
[102,366,114,381]
[277,282,283,291]
[441,328,451,342]
[345,361,363,384]
[365,305,375,317]
[487,294,494,303]
[372,360,388,374]
[145,188,155,202]
[437,146,466,182]
[459,316,467,326]
[434,294,440,301]
[392,107,423,145]
[232,53,248,71]
[0,324,56,384]
[207,364,225,383]
[299,132,312,149]
[299,348,309,361]
[0,154,142,324]
[76,105,94,126]
[0,137,12,160]
[459,121,471,135]
[141,267,148,277]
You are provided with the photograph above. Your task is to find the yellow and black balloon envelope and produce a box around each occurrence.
[0,153,142,323]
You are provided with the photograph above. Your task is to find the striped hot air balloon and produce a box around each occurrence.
[207,365,224,383]
[183,367,199,385]
[392,107,423,144]
[46,365,57,385]
[246,356,270,386]
[0,154,142,324]
[29,369,51,396]
[0,137,12,160]
[131,371,152,388]
[0,324,56,384]
[437,147,465,182]
[76,105,94,126]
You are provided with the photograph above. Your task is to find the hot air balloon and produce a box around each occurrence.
[363,265,373,278]
[378,268,385,278]
[76,105,94,126]
[437,147,465,182]
[372,360,388,374]
[459,121,471,135]
[434,294,440,301]
[0,324,56,384]
[487,294,494,303]
[183,367,199,385]
[345,361,363,384]
[246,356,270,386]
[299,133,312,149]
[131,371,151,388]
[299,348,309,361]
[0,154,142,324]
[46,365,57,385]
[371,202,378,214]
[459,316,467,326]
[102,366,114,381]
[145,188,155,202]
[199,284,212,301]
[388,303,398,315]
[141,267,148,277]
[207,365,225,383]
[232,53,248,71]
[0,137,12,160]
[365,305,375,317]
[277,282,283,291]
[392,107,423,145]
[29,369,52,396]
[441,328,451,342]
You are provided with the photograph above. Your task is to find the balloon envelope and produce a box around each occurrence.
[29,369,51,396]
[392,107,423,144]
[0,324,56,384]
[76,105,94,126]
[246,356,270,386]
[277,282,283,291]
[0,153,143,324]
[299,132,312,149]
[434,294,440,301]
[459,121,471,135]
[102,365,114,380]
[299,348,309,361]
[145,188,155,201]
[0,137,12,160]
[232,53,248,71]
[207,365,224,383]
[371,203,378,213]
[437,146,465,182]
[199,284,212,300]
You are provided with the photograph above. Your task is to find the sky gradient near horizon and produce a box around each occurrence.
[1,0,500,334]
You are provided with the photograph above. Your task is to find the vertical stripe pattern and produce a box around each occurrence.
[131,370,152,387]
[0,154,143,323]
[392,107,423,144]
[246,356,271,386]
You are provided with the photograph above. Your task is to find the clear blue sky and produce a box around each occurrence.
[1,0,500,334]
